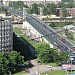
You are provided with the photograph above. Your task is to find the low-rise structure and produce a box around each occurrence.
[56,8,75,17]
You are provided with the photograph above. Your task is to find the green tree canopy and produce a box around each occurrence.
[9,1,28,9]
[35,43,69,64]
[31,3,39,14]
[8,51,24,73]
[0,53,9,75]
[43,3,56,15]
[35,43,58,63]
[50,3,56,15]
[0,51,24,75]
[61,7,67,17]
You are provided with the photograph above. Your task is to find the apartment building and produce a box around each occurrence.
[0,17,13,52]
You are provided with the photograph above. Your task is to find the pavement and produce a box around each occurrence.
[22,59,62,75]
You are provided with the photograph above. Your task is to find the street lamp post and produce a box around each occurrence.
[71,59,72,75]
[70,57,74,75]
[38,62,39,75]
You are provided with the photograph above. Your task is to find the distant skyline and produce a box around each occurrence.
[3,0,61,1]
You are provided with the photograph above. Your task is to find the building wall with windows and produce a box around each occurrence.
[0,17,13,52]
[56,8,75,17]
[0,0,3,5]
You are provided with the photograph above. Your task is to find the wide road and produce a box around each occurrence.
[26,14,74,53]
[8,7,74,53]
[22,59,61,75]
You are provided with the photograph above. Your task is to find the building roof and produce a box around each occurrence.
[63,25,75,29]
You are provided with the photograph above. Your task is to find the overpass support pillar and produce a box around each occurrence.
[23,7,27,21]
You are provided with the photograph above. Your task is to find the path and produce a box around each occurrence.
[22,59,61,75]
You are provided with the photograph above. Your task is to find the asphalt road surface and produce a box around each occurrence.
[26,14,74,53]
[9,7,74,53]
[22,59,62,75]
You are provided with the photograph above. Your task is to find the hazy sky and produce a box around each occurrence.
[3,0,61,1]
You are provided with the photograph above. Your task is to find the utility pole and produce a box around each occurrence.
[44,0,46,6]
[23,7,27,21]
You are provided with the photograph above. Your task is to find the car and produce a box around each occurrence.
[43,25,46,28]
[72,46,75,51]
[38,61,42,65]
[47,65,52,68]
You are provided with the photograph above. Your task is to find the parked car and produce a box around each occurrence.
[47,65,52,68]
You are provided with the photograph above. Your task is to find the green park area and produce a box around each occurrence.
[13,71,27,75]
[41,70,66,75]
[41,70,75,75]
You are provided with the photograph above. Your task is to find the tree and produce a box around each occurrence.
[49,23,56,27]
[62,7,67,17]
[35,42,69,64]
[8,51,24,73]
[57,2,64,8]
[0,51,24,74]
[31,3,39,15]
[43,6,48,15]
[60,52,69,63]
[0,53,9,75]
[38,44,51,63]
[50,3,56,15]
[43,3,56,15]
[9,1,28,9]
[54,51,69,65]
[65,28,68,35]
[27,7,33,14]
[35,43,57,63]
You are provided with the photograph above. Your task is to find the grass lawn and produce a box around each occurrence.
[41,70,66,75]
[13,71,27,75]
[34,42,48,48]
[48,63,58,67]
[13,28,36,47]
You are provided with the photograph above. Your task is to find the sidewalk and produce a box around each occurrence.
[22,59,61,75]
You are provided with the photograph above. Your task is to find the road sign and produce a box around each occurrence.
[62,64,71,70]
[70,57,74,60]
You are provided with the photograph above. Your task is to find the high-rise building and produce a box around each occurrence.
[0,0,3,5]
[0,17,13,52]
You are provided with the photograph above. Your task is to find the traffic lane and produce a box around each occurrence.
[46,26,73,49]
[27,16,52,36]
[10,9,73,52]
[27,16,49,38]
[36,19,73,49]
[27,16,57,45]
[27,15,73,52]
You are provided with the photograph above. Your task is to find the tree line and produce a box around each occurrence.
[35,43,69,65]
[0,51,24,75]
[9,1,75,17]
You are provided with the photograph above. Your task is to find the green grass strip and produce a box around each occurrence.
[41,70,66,75]
[13,28,36,47]
[13,71,27,75]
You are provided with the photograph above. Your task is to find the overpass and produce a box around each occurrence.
[7,7,75,54]
[43,17,75,23]
[44,19,75,23]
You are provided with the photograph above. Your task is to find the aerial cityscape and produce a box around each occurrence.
[0,0,75,75]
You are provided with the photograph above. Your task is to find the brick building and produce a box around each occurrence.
[56,8,75,17]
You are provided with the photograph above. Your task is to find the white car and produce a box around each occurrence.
[47,65,52,68]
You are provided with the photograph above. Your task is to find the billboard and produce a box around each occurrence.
[62,64,71,70]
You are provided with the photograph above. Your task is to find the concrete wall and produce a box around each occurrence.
[23,21,53,48]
